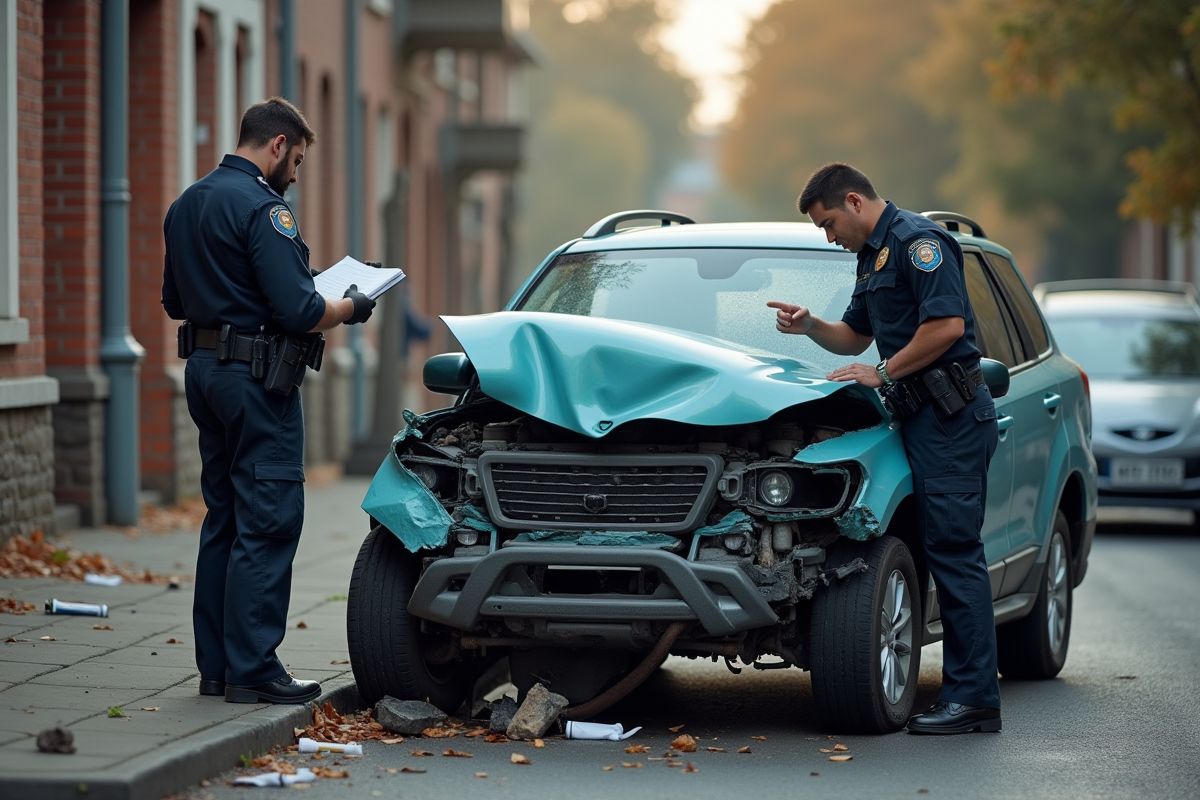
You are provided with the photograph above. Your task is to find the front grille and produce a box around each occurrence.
[478,452,723,532]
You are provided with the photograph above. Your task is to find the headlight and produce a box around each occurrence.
[758,470,793,506]
[410,463,439,490]
[455,529,481,547]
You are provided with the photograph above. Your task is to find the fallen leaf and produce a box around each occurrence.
[398,766,426,773]
[819,748,833,753]
[310,753,325,760]
[750,735,767,741]
[6,637,32,642]
[141,707,160,712]
[833,743,849,752]
[484,733,508,743]
[464,727,489,738]
[737,746,752,754]
[1117,675,1137,680]
[294,728,305,738]
[682,762,699,773]
[533,738,545,748]
[251,755,275,767]
[343,754,363,759]
[663,751,678,758]
[647,757,664,761]
[442,749,473,758]
[367,722,384,730]
[39,636,56,641]
[706,746,726,753]
[165,638,182,644]
[423,727,456,738]
[269,760,297,775]
[312,767,349,778]
[671,734,697,753]
[625,744,649,754]
[296,621,308,629]
[474,772,488,778]
[92,625,113,630]
[379,767,399,774]
[668,724,685,733]
[330,659,350,665]
[511,753,532,765]
[602,765,614,771]
[829,755,853,762]
[666,760,683,768]
[410,750,433,757]
[810,771,820,776]
[381,737,404,745]
[621,762,642,768]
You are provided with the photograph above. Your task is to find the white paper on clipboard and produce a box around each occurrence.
[312,256,406,301]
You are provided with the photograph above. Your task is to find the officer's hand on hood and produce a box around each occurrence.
[343,284,376,325]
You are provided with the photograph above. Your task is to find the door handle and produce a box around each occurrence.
[997,414,1014,442]
[1043,393,1062,412]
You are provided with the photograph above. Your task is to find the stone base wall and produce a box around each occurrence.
[51,398,106,526]
[0,405,57,544]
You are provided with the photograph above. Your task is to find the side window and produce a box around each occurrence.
[985,253,1050,357]
[963,253,1018,368]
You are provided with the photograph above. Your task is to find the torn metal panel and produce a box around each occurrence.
[361,453,454,551]
[512,530,681,549]
[835,505,882,542]
[692,509,754,538]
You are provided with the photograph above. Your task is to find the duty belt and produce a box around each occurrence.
[193,327,262,362]
[882,360,984,420]
[908,362,984,405]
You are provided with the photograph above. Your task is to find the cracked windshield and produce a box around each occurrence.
[520,248,879,374]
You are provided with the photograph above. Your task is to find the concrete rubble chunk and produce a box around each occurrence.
[36,726,76,754]
[488,696,519,733]
[374,697,448,735]
[506,683,569,740]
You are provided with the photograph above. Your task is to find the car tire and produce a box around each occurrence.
[997,510,1073,680]
[347,525,476,710]
[809,535,922,734]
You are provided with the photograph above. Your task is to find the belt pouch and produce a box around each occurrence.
[948,362,976,402]
[263,335,303,396]
[306,335,325,372]
[216,324,236,362]
[176,322,195,359]
[250,337,268,380]
[923,367,966,417]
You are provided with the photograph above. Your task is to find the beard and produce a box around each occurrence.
[266,158,291,197]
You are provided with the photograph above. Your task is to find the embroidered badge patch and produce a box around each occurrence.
[908,238,942,272]
[269,205,297,238]
[875,246,890,271]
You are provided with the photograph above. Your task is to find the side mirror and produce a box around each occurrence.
[423,353,476,395]
[979,358,1010,399]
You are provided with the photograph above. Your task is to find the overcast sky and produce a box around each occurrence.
[658,0,778,130]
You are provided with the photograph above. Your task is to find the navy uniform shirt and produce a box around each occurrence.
[162,154,324,335]
[841,201,981,365]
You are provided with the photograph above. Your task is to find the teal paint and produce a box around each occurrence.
[361,453,454,551]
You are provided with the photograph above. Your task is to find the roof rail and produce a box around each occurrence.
[582,210,696,239]
[922,211,986,239]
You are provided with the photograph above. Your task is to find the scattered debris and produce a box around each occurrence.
[565,720,642,741]
[330,659,350,664]
[422,727,457,738]
[234,768,316,787]
[39,636,57,641]
[474,772,488,778]
[625,744,649,754]
[45,600,106,617]
[398,766,426,773]
[668,724,685,733]
[621,762,642,769]
[0,531,183,584]
[511,753,532,765]
[737,746,752,754]
[84,573,122,587]
[311,767,349,778]
[487,696,519,733]
[410,750,434,757]
[666,761,683,767]
[298,738,362,755]
[706,747,726,753]
[484,733,508,744]
[750,735,767,741]
[682,762,699,773]
[296,621,308,629]
[506,684,568,740]
[833,743,849,751]
[533,738,545,748]
[811,771,820,776]
[374,697,448,735]
[829,755,853,762]
[36,727,75,754]
[1117,675,1137,680]
[380,738,405,745]
[298,702,395,744]
[141,707,159,712]
[1,597,36,615]
[671,735,698,753]
[442,749,473,758]
[602,765,614,771]
[92,625,113,631]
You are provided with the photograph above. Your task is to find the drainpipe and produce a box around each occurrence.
[346,0,367,440]
[279,0,296,101]
[99,0,145,525]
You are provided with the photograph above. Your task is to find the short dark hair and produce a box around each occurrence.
[797,163,879,214]
[237,97,317,150]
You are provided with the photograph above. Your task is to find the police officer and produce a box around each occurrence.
[769,163,1001,734]
[162,98,375,704]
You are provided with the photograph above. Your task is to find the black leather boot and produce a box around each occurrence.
[907,700,1002,734]
[198,679,226,696]
[225,676,321,704]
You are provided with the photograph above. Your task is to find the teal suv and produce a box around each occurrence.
[348,210,1097,734]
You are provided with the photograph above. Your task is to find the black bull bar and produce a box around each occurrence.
[408,545,779,636]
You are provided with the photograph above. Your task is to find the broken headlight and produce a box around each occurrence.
[410,463,440,490]
[758,470,794,506]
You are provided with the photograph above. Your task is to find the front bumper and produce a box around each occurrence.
[408,545,779,637]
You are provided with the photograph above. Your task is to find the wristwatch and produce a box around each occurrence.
[876,359,895,386]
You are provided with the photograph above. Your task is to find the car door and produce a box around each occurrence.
[984,252,1061,560]
[961,251,1018,598]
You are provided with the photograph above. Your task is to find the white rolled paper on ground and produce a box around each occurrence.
[234,768,317,787]
[84,573,123,587]
[564,721,643,741]
[297,737,363,755]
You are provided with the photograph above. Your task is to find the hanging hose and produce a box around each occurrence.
[560,621,688,721]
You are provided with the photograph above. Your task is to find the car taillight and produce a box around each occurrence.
[1064,356,1089,398]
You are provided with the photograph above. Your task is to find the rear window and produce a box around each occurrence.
[1043,302,1200,379]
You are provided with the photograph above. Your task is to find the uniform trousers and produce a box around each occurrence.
[900,384,1001,709]
[184,351,307,687]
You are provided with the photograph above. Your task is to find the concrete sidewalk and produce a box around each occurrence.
[0,477,375,800]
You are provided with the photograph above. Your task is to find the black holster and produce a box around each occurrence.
[176,322,195,358]
[262,333,324,396]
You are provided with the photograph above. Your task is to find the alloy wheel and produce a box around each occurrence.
[879,568,913,706]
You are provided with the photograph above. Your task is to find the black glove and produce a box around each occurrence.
[343,284,376,325]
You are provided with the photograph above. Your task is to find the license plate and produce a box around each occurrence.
[1110,457,1185,488]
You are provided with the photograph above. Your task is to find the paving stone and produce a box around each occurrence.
[30,662,197,691]
[374,698,448,735]
[488,696,519,732]
[506,683,569,740]
[0,683,150,712]
[0,641,110,665]
[0,709,94,736]
[0,662,60,683]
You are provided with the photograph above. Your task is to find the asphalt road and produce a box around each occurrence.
[179,524,1200,800]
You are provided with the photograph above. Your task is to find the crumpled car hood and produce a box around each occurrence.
[442,312,884,437]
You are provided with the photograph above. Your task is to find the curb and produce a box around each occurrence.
[0,676,364,800]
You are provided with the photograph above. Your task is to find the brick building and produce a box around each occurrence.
[0,0,530,539]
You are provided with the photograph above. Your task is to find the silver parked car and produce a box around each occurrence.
[1036,280,1200,521]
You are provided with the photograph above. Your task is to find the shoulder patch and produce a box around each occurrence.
[908,238,942,272]
[269,205,297,238]
[875,246,890,271]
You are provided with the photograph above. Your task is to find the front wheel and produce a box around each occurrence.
[347,526,477,709]
[809,535,922,734]
[997,511,1073,679]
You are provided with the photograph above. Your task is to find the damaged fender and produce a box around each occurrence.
[361,452,454,551]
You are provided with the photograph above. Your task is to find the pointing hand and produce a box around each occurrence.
[767,301,814,335]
